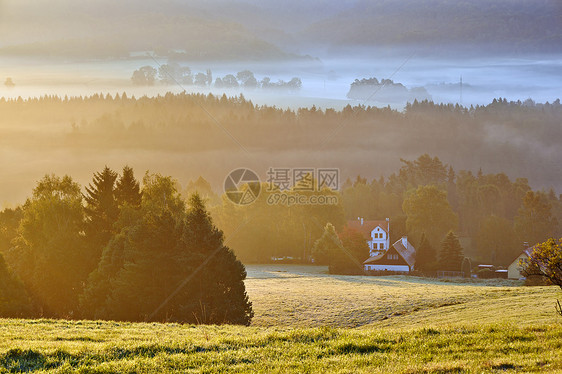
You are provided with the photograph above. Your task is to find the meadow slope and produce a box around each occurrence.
[245,265,560,328]
[1,265,561,373]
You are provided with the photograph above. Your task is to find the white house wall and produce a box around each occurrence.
[365,264,410,272]
[368,226,389,255]
[508,254,527,279]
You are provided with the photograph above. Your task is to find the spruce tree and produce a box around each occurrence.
[312,223,341,265]
[84,166,119,264]
[83,175,253,325]
[115,166,142,208]
[439,231,464,271]
[178,193,253,325]
[330,228,369,275]
[416,232,436,273]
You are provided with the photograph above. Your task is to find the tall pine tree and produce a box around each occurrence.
[312,223,341,266]
[84,166,119,265]
[115,166,142,208]
[416,232,436,273]
[178,193,253,325]
[439,231,464,271]
[81,175,253,325]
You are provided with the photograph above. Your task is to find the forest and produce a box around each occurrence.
[0,168,253,323]
[0,154,560,318]
[0,93,561,319]
[0,92,560,204]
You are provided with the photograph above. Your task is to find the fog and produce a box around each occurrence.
[0,0,561,207]
[2,54,560,109]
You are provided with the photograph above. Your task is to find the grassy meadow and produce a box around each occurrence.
[1,265,562,373]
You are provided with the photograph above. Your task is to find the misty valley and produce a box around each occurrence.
[0,0,561,372]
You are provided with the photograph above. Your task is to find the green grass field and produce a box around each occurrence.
[1,265,561,373]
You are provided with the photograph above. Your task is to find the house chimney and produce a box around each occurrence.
[386,218,390,249]
[402,236,408,247]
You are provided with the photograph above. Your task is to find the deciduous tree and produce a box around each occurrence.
[515,191,558,245]
[403,185,458,247]
[13,175,88,317]
[521,237,562,290]
[476,215,517,265]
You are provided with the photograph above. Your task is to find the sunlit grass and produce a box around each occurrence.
[1,265,561,373]
[245,265,560,328]
[1,319,561,373]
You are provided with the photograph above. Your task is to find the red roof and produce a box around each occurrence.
[346,219,388,238]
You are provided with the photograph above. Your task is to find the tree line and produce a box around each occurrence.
[0,93,559,194]
[0,167,252,324]
[190,154,560,272]
[1,156,560,318]
[338,154,560,271]
[132,64,302,91]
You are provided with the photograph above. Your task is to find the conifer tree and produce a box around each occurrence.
[330,227,369,275]
[416,232,436,273]
[115,166,142,208]
[82,176,253,325]
[84,166,119,264]
[312,223,341,265]
[178,193,253,325]
[439,231,464,271]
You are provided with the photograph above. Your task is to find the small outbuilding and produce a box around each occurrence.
[507,248,533,280]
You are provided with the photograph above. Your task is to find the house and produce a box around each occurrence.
[364,236,416,272]
[346,218,389,257]
[508,247,533,280]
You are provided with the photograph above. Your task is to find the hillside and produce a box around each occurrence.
[0,1,296,61]
[1,265,561,372]
[245,265,559,328]
[1,0,560,61]
[301,0,562,55]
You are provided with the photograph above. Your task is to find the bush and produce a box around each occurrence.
[477,268,494,279]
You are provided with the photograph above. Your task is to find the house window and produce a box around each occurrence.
[379,243,383,249]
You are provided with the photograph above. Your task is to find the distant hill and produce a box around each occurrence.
[1,0,559,61]
[0,1,300,61]
[300,0,562,55]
